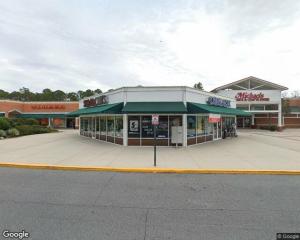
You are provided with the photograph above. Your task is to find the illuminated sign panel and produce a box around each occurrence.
[83,95,108,107]
[207,97,230,108]
[208,114,221,123]
[235,92,269,101]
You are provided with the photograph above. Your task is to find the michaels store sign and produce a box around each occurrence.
[207,97,231,108]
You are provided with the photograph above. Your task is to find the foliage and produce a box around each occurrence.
[0,117,11,130]
[7,128,20,137]
[15,125,57,136]
[281,98,290,114]
[193,82,204,90]
[0,129,6,138]
[0,87,103,101]
[10,118,39,126]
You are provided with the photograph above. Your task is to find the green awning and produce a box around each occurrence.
[187,102,251,116]
[68,102,123,117]
[122,102,187,114]
[16,113,66,119]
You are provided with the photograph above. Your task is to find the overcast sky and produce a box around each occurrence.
[0,0,300,93]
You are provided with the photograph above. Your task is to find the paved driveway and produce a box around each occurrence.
[0,168,299,240]
[0,129,300,170]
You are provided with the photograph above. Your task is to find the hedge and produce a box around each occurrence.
[15,125,57,136]
[0,118,11,130]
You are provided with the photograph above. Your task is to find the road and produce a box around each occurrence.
[0,168,299,240]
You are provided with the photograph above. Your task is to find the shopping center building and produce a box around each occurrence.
[212,76,288,130]
[0,100,79,128]
[70,86,249,146]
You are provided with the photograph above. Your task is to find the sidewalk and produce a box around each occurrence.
[0,129,300,171]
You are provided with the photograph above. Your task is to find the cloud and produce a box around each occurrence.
[0,0,299,93]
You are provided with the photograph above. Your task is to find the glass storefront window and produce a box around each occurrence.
[96,117,100,132]
[250,105,264,111]
[100,116,106,135]
[237,105,249,111]
[156,116,168,138]
[107,116,115,137]
[84,118,88,131]
[187,115,196,137]
[206,120,213,135]
[196,116,205,136]
[141,116,154,138]
[128,116,140,138]
[265,104,278,110]
[115,116,123,138]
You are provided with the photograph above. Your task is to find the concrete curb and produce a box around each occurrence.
[1,162,300,175]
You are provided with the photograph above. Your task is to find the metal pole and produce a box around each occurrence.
[154,125,157,167]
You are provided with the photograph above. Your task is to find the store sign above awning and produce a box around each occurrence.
[208,114,221,123]
[83,95,108,107]
[207,97,230,108]
[235,92,269,101]
[31,105,65,110]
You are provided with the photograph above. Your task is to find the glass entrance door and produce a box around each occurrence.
[213,122,222,140]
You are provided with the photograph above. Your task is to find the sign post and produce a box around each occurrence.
[152,114,159,167]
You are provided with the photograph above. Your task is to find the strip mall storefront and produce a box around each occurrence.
[212,76,288,130]
[0,100,79,128]
[284,98,300,128]
[70,86,249,146]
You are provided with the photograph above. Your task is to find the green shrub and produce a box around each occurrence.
[15,125,57,136]
[7,128,20,137]
[269,126,277,131]
[0,129,6,138]
[0,118,11,130]
[11,118,39,126]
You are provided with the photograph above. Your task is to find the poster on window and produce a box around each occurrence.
[129,120,139,132]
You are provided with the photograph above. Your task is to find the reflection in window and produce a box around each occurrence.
[197,116,205,136]
[187,115,196,137]
[107,116,115,137]
[100,116,106,135]
[156,116,168,138]
[115,116,123,138]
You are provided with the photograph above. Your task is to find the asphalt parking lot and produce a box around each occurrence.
[0,168,299,240]
[0,129,300,170]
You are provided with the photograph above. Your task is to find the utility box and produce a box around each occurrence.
[171,126,183,145]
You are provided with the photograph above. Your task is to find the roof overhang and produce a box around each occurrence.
[211,76,288,92]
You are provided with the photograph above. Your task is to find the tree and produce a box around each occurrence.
[94,89,102,94]
[66,92,79,101]
[0,89,9,99]
[193,82,204,90]
[282,98,290,114]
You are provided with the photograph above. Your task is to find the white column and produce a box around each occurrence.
[48,118,51,127]
[251,114,255,126]
[278,103,282,127]
[182,114,187,147]
[123,114,128,146]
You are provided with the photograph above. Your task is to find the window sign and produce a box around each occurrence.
[142,116,154,138]
[152,114,159,125]
[128,116,140,138]
[130,120,139,132]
